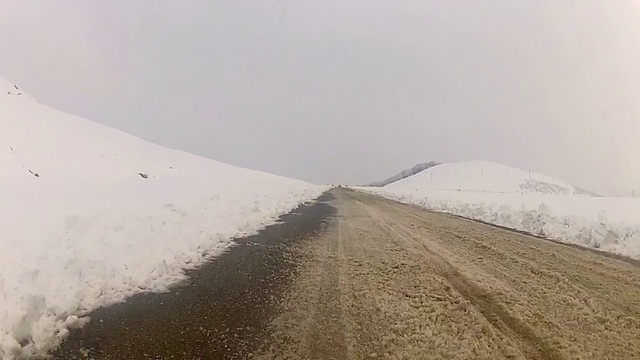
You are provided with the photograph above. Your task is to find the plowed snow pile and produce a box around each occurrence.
[0,77,324,358]
[362,161,640,260]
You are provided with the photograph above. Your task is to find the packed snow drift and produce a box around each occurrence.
[362,161,640,260]
[0,77,324,358]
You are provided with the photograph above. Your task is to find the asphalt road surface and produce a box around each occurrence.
[55,189,640,359]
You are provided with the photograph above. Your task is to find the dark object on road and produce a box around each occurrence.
[138,172,148,179]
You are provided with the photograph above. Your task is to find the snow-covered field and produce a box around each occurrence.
[361,161,640,260]
[0,77,325,358]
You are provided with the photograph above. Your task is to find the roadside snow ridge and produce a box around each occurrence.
[387,160,595,196]
[0,75,323,358]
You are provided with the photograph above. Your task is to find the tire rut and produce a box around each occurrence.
[308,214,348,359]
[380,199,640,319]
[361,201,563,360]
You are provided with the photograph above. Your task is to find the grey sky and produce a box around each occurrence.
[1,1,639,195]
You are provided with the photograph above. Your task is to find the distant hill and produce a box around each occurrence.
[386,160,598,196]
[369,161,440,187]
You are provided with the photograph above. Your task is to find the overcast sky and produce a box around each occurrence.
[1,1,640,195]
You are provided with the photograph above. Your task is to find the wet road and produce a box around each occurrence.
[53,194,335,359]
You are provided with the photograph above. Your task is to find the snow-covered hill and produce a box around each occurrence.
[0,77,324,358]
[369,161,439,187]
[387,161,596,196]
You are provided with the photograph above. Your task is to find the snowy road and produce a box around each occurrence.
[256,189,640,359]
[55,189,640,359]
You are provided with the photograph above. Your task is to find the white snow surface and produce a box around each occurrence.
[0,78,325,358]
[361,161,640,261]
[388,160,595,196]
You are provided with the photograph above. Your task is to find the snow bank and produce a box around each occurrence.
[0,78,325,358]
[361,188,640,260]
[361,160,639,261]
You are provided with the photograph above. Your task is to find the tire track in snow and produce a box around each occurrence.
[371,208,562,360]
